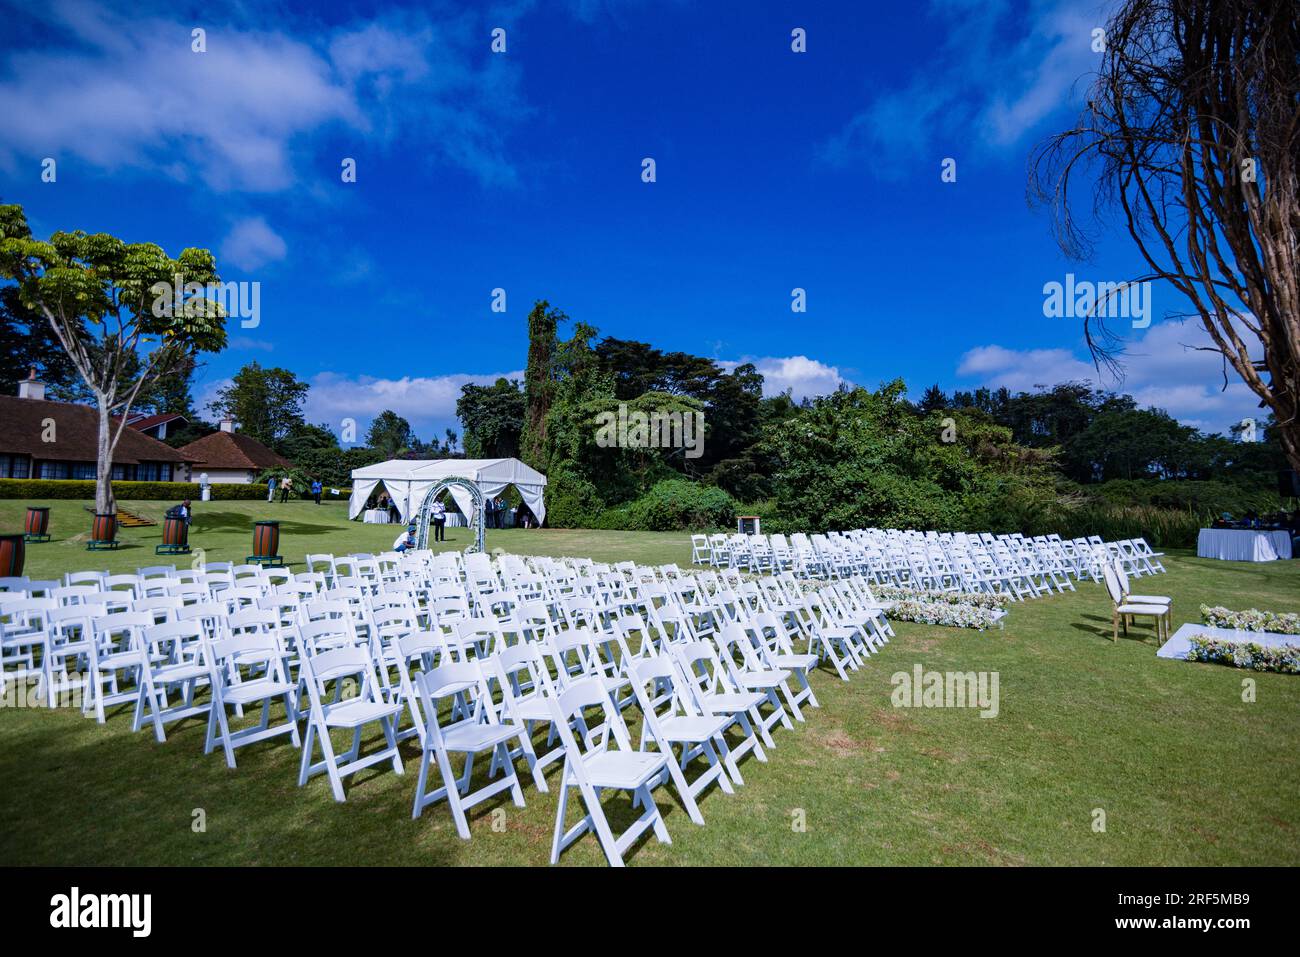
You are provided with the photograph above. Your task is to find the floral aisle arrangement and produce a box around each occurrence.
[1187,635,1300,674]
[886,598,1005,631]
[1199,605,1300,634]
[872,585,1013,610]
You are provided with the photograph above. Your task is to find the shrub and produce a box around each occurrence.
[623,479,736,531]
[0,478,295,502]
[544,468,605,528]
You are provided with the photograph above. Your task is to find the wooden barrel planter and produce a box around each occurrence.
[24,506,50,543]
[155,515,190,555]
[247,520,283,567]
[88,512,119,551]
[0,533,25,578]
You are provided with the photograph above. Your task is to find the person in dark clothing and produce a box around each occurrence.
[311,479,322,505]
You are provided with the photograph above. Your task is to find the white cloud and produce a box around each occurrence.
[722,355,847,400]
[822,0,1098,172]
[955,318,1266,433]
[220,217,287,272]
[0,1,526,190]
[303,370,525,438]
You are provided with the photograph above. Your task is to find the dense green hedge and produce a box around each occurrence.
[0,478,340,501]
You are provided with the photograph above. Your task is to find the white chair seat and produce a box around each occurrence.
[1115,603,1166,615]
[323,698,403,729]
[737,670,790,689]
[771,653,819,671]
[441,720,525,753]
[97,650,140,669]
[223,677,296,705]
[512,696,552,722]
[701,691,766,712]
[657,714,730,743]
[154,662,208,684]
[599,674,631,694]
[580,750,668,789]
[1128,594,1171,605]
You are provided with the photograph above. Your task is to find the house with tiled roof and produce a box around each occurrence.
[125,411,190,441]
[0,372,190,482]
[179,420,291,484]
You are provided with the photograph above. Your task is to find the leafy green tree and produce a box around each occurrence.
[916,384,948,414]
[520,300,565,468]
[209,362,308,453]
[0,204,226,512]
[279,422,341,463]
[458,377,525,458]
[0,284,79,396]
[365,410,414,460]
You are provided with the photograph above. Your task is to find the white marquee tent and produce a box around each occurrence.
[349,458,548,527]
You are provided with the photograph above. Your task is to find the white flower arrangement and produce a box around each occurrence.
[887,599,1005,631]
[1187,635,1300,674]
[872,584,1013,609]
[1200,604,1300,635]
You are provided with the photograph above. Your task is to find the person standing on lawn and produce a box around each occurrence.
[311,478,322,505]
[431,499,446,541]
[267,475,276,502]
[280,475,292,503]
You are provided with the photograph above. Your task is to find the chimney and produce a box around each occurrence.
[17,367,45,401]
[219,417,235,433]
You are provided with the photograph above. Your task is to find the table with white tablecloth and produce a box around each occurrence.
[1196,528,1293,562]
[362,509,393,524]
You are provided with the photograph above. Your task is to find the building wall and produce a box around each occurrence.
[198,468,257,484]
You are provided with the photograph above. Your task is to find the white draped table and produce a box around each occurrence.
[1196,528,1293,562]
[362,509,392,524]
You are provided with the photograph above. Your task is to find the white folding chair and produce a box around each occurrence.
[410,661,535,838]
[297,646,404,801]
[134,620,212,742]
[205,632,301,768]
[546,676,673,867]
[627,657,736,825]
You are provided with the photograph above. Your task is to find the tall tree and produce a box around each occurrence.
[917,384,948,415]
[0,204,226,513]
[365,410,414,460]
[520,300,564,468]
[457,377,525,458]
[209,362,308,452]
[1031,0,1300,471]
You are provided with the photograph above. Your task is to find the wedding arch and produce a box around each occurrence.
[413,477,484,553]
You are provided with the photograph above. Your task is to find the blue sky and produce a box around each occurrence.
[0,0,1263,439]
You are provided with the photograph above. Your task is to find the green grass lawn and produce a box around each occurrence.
[1,498,1298,866]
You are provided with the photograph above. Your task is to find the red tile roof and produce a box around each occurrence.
[127,413,189,430]
[0,395,187,464]
[179,430,290,470]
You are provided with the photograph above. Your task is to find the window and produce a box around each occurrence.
[39,461,69,480]
[70,463,96,481]
[159,463,172,482]
[9,456,29,479]
[137,462,159,482]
